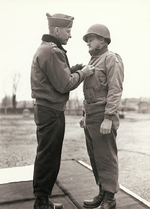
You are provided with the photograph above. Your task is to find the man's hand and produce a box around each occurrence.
[79,117,86,128]
[74,64,84,71]
[100,118,112,134]
[81,65,95,77]
[71,64,84,73]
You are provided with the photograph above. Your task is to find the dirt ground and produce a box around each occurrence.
[0,112,150,202]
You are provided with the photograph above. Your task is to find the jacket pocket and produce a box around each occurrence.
[84,88,97,104]
[96,68,107,89]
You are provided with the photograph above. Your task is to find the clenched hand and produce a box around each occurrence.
[100,118,112,134]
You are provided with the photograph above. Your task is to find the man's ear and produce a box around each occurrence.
[99,36,105,43]
[54,27,60,35]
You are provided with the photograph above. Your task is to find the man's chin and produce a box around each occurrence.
[61,40,68,45]
[89,49,94,53]
[62,43,67,45]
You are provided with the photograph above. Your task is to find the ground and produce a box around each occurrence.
[0,112,150,202]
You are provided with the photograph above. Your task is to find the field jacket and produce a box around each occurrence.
[31,35,85,111]
[83,47,124,129]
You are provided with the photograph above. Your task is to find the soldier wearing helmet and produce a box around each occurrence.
[80,24,124,209]
[83,24,111,44]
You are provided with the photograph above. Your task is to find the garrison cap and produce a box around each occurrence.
[46,13,74,28]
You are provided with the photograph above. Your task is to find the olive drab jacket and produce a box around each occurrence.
[31,35,85,111]
[83,48,124,130]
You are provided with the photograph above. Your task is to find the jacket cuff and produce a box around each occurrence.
[76,70,86,80]
[104,114,114,121]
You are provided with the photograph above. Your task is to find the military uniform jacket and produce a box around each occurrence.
[31,35,85,111]
[83,48,124,129]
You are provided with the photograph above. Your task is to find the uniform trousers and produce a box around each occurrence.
[84,111,119,193]
[33,105,65,196]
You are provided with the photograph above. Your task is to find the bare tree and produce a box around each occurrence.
[12,72,20,111]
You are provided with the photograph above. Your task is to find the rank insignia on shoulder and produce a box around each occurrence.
[51,42,57,49]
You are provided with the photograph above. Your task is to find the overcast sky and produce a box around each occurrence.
[0,0,150,101]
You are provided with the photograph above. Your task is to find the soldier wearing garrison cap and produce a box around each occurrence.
[31,13,94,209]
[80,24,124,209]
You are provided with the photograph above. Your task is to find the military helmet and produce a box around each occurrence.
[83,24,111,44]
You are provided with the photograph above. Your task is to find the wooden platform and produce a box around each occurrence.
[0,160,150,208]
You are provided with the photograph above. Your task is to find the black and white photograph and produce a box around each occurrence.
[0,0,150,208]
